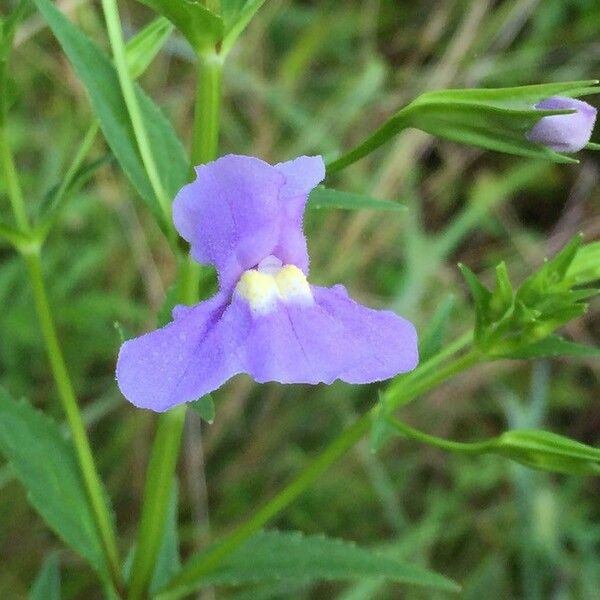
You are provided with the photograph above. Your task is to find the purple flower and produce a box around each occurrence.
[528,96,597,153]
[117,155,418,412]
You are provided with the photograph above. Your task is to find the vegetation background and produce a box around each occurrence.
[1,0,599,597]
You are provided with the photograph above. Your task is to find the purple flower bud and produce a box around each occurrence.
[528,96,597,153]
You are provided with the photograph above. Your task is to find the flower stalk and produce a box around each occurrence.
[121,16,224,597]
[192,53,223,166]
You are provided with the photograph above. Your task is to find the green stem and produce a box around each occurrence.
[326,108,412,174]
[159,345,482,599]
[0,113,122,591]
[385,416,494,454]
[191,53,223,165]
[385,347,480,411]
[24,250,123,591]
[127,49,223,599]
[39,121,99,238]
[0,123,30,232]
[0,220,30,249]
[100,0,171,221]
[127,407,186,600]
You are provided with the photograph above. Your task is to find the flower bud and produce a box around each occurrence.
[528,96,597,153]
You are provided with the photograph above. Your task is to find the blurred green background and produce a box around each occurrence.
[1,0,599,597]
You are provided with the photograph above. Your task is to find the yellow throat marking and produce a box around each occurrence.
[235,259,313,315]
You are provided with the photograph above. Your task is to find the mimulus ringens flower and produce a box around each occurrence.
[528,96,597,153]
[117,155,418,412]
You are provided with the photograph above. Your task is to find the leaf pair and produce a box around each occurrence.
[136,0,265,57]
[460,235,600,360]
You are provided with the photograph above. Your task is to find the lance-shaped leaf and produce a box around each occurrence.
[33,0,189,228]
[136,0,223,53]
[126,16,174,79]
[221,0,266,56]
[0,391,108,576]
[29,553,61,600]
[158,530,459,599]
[308,186,405,211]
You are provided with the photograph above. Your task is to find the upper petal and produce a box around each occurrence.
[272,156,326,272]
[172,155,325,290]
[173,155,286,290]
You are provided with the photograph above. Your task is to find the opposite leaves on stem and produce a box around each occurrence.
[459,235,599,360]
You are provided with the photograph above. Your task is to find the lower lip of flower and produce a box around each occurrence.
[235,255,314,315]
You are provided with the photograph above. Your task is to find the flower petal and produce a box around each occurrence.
[172,155,325,290]
[173,155,286,290]
[239,284,418,386]
[314,285,418,380]
[528,96,597,153]
[116,293,236,412]
[272,156,325,273]
[117,284,417,412]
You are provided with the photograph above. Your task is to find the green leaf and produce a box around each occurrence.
[33,0,189,227]
[221,0,266,56]
[126,17,174,80]
[567,240,600,284]
[150,481,182,593]
[0,391,107,575]
[0,219,31,249]
[501,335,600,359]
[418,294,456,362]
[188,395,215,424]
[136,0,223,53]
[122,481,181,591]
[221,0,248,27]
[458,263,492,308]
[307,187,405,212]
[495,429,600,475]
[29,553,61,600]
[159,530,459,598]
